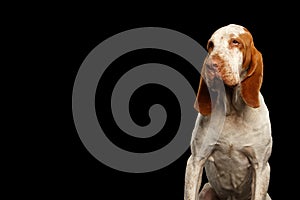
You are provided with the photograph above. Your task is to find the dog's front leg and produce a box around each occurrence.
[184,156,206,200]
[251,162,271,200]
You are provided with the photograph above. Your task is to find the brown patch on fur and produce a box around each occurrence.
[194,74,212,115]
[241,45,263,108]
[194,26,263,115]
[239,31,263,108]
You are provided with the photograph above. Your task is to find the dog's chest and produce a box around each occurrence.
[204,115,263,198]
[217,113,266,147]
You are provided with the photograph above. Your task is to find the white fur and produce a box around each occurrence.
[208,24,245,86]
[184,24,272,200]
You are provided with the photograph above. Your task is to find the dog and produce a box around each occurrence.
[184,24,272,200]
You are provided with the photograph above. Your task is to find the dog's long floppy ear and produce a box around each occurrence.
[194,74,211,116]
[241,42,263,108]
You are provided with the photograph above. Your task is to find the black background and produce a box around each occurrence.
[16,4,297,200]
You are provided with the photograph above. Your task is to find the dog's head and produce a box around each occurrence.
[194,24,263,115]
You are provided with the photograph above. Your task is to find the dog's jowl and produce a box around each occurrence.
[184,24,272,200]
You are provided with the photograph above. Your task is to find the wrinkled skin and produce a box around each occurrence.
[184,24,272,200]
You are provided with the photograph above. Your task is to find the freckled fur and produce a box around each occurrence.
[185,24,272,200]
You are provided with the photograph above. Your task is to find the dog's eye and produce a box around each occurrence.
[207,41,214,50]
[232,39,240,45]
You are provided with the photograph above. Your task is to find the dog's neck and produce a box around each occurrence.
[208,80,248,116]
[223,85,246,115]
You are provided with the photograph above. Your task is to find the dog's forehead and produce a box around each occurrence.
[210,24,246,41]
